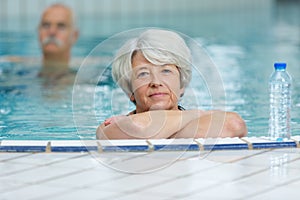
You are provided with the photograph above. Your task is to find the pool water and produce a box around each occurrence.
[0,1,299,140]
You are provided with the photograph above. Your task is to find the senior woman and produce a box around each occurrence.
[96,29,247,139]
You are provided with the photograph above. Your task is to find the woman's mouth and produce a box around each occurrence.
[149,92,167,98]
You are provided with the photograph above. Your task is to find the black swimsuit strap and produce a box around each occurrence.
[130,105,185,115]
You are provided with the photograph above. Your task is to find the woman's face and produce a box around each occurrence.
[131,51,184,113]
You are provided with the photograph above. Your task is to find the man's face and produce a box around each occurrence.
[38,6,76,55]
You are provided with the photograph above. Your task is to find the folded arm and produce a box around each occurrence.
[96,110,247,140]
[172,111,247,138]
[96,110,203,139]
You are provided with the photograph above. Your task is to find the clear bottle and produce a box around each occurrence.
[268,62,292,141]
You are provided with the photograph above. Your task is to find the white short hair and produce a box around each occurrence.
[112,29,192,95]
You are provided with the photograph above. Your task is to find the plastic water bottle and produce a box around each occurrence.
[268,62,292,141]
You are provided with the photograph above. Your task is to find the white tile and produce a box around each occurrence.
[196,137,247,145]
[0,177,28,193]
[190,168,299,200]
[248,180,300,200]
[43,188,117,200]
[291,135,300,145]
[284,157,300,169]
[138,172,220,197]
[271,148,300,153]
[0,164,89,186]
[0,149,300,200]
[102,156,164,174]
[45,154,105,170]
[0,161,35,178]
[188,170,300,199]
[271,176,300,190]
[115,190,168,200]
[148,138,195,145]
[235,149,300,168]
[0,184,68,200]
[0,140,49,146]
[43,167,126,189]
[189,181,263,200]
[90,151,149,167]
[3,152,89,166]
[204,149,266,163]
[234,168,300,189]
[192,162,262,182]
[101,151,205,174]
[90,151,211,175]
[0,153,32,162]
[139,161,261,197]
[154,156,221,177]
[98,139,148,146]
[50,140,95,146]
[90,173,171,194]
[291,135,300,141]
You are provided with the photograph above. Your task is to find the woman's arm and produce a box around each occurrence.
[172,111,247,138]
[96,110,204,139]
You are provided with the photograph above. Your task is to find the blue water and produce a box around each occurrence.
[0,1,299,140]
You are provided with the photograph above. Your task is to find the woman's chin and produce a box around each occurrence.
[149,103,173,111]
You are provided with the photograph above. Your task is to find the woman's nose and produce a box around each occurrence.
[149,74,162,87]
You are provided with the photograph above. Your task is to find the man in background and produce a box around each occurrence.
[37,3,79,82]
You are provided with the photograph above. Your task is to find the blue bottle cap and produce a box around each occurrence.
[274,62,287,70]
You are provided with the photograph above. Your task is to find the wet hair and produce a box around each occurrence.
[112,29,192,96]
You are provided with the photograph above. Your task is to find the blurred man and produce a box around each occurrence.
[38,3,79,81]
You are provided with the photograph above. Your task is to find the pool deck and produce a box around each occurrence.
[1,136,300,200]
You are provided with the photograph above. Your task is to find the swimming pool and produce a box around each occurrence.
[0,0,299,140]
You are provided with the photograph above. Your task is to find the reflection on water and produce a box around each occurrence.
[0,62,80,140]
[0,0,299,139]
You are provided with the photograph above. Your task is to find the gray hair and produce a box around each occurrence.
[112,29,192,96]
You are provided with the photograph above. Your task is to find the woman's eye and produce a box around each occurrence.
[162,69,172,74]
[137,71,149,78]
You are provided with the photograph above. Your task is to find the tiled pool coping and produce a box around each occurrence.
[0,136,299,153]
[1,139,300,199]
